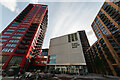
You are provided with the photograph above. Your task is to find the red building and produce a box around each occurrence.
[0,3,48,72]
[28,49,50,71]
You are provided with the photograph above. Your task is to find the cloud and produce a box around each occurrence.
[29,0,38,3]
[0,0,17,12]
[15,8,21,13]
[0,0,21,14]
[87,30,93,36]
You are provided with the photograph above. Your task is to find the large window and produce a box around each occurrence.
[50,54,56,64]
[19,27,26,29]
[3,32,12,34]
[11,24,19,26]
[40,52,48,57]
[2,48,14,52]
[21,24,28,26]
[111,44,119,47]
[114,48,120,52]
[5,44,17,47]
[9,26,17,28]
[14,33,23,35]
[68,33,78,42]
[12,36,21,39]
[0,43,4,46]
[0,39,7,42]
[7,29,15,31]
[9,40,19,43]
[8,56,23,66]
[0,35,10,38]
[22,22,30,24]
[0,55,9,66]
[17,30,25,32]
[41,61,47,64]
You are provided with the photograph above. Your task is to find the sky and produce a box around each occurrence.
[0,0,105,48]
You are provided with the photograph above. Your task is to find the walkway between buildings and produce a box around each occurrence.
[1,73,120,80]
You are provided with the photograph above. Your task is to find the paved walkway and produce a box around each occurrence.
[1,73,120,80]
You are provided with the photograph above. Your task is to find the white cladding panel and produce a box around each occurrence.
[49,32,86,65]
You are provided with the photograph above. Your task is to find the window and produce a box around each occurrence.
[2,48,14,52]
[12,36,21,39]
[22,22,29,24]
[95,17,99,23]
[3,32,12,34]
[111,44,119,47]
[17,30,25,32]
[111,28,119,34]
[50,54,56,64]
[9,40,19,43]
[0,43,3,46]
[40,52,48,56]
[36,5,40,7]
[11,24,19,26]
[41,61,47,64]
[41,6,46,7]
[0,35,10,38]
[21,24,28,26]
[114,48,120,52]
[0,39,7,42]
[24,20,31,22]
[7,29,15,31]
[13,21,18,23]
[29,51,32,55]
[107,36,112,39]
[1,55,9,66]
[68,35,71,42]
[8,56,23,66]
[6,44,17,47]
[68,33,78,42]
[74,33,78,41]
[109,40,115,43]
[14,33,23,35]
[9,26,17,28]
[19,27,27,29]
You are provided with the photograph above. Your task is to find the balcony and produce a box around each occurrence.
[31,23,38,26]
[15,49,26,54]
[114,33,120,38]
[36,43,42,45]
[18,44,28,49]
[23,37,31,41]
[109,10,116,17]
[14,4,33,23]
[111,28,119,35]
[29,25,37,28]
[112,12,119,19]
[25,34,33,37]
[28,27,36,31]
[27,30,35,34]
[109,26,116,32]
[20,40,30,44]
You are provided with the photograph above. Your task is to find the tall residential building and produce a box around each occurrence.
[86,1,120,76]
[0,4,48,72]
[48,30,90,74]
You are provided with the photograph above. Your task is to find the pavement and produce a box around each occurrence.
[0,73,120,80]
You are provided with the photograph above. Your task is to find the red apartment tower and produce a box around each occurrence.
[0,4,48,71]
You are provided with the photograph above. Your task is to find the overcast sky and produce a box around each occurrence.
[0,0,105,48]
